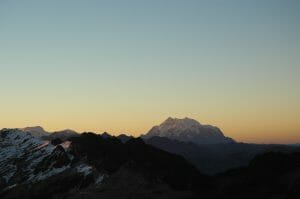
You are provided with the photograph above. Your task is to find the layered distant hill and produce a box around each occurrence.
[144,136,296,174]
[142,117,297,174]
[143,117,235,145]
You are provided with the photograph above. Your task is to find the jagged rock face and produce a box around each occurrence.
[0,129,105,198]
[0,128,56,188]
[144,117,235,145]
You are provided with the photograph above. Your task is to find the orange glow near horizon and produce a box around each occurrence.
[1,111,299,144]
[0,0,299,145]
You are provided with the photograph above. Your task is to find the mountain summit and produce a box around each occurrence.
[20,126,79,141]
[21,126,50,137]
[144,117,235,145]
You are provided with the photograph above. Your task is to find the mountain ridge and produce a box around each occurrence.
[0,128,211,199]
[1,127,300,198]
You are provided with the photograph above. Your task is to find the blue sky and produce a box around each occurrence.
[0,0,299,143]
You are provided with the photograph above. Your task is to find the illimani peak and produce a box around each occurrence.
[144,117,235,145]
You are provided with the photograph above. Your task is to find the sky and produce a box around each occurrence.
[0,0,299,143]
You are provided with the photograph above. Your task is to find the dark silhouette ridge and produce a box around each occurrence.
[70,133,211,191]
[214,152,300,199]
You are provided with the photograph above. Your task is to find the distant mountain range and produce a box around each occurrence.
[17,118,300,174]
[1,127,300,199]
[1,118,300,198]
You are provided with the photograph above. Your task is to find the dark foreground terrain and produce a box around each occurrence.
[1,129,300,199]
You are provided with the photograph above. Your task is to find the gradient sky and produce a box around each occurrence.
[0,0,299,143]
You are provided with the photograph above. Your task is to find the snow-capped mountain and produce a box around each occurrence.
[144,117,235,145]
[21,126,50,137]
[0,129,105,196]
